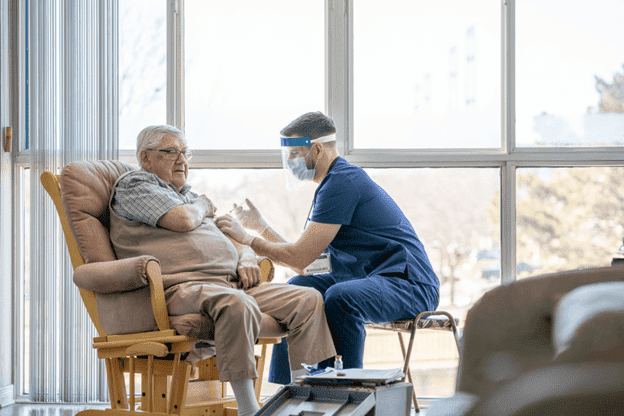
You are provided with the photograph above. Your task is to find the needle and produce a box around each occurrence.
[228,202,243,214]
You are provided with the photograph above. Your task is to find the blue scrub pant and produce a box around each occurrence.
[268,272,439,384]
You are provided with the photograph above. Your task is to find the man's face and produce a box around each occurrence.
[142,134,189,191]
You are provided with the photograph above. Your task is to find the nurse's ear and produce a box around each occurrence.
[310,142,324,159]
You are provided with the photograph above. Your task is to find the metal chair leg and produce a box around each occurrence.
[399,331,420,413]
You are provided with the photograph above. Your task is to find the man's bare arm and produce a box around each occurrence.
[157,195,216,232]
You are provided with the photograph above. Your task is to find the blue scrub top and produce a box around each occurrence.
[310,157,439,288]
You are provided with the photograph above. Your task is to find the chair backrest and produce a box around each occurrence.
[41,160,139,336]
[60,160,137,264]
[458,265,624,398]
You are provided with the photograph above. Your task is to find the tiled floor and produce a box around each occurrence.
[0,403,428,416]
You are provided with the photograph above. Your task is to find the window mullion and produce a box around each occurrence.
[502,0,515,154]
[501,162,517,285]
[327,0,350,157]
[167,0,184,130]
[500,0,516,285]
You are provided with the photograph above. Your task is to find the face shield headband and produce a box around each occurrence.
[281,135,336,191]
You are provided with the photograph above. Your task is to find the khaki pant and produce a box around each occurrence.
[165,279,336,382]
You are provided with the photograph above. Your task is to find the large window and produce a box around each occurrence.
[184,1,324,150]
[516,166,624,277]
[516,0,624,147]
[354,0,501,149]
[119,0,167,149]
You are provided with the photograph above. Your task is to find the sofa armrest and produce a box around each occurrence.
[73,255,159,293]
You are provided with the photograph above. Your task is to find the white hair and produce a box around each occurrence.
[136,125,186,167]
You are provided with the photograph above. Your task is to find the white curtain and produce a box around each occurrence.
[29,0,118,402]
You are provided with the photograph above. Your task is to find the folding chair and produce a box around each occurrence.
[367,311,460,413]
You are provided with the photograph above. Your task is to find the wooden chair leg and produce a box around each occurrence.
[169,360,191,415]
[398,332,420,413]
[107,358,129,410]
[147,355,154,412]
[153,375,168,413]
[254,344,268,403]
[129,356,136,411]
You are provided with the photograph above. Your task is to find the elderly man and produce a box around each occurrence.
[109,125,335,416]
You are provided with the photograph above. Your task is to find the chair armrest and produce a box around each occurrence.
[73,255,160,293]
[145,260,171,331]
[258,257,274,283]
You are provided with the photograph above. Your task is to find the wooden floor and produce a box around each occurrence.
[0,403,427,416]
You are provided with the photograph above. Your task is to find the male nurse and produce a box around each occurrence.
[216,111,440,384]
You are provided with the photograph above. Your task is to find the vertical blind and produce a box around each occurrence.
[29,0,118,402]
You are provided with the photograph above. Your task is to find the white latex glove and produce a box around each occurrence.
[215,215,255,245]
[232,198,268,233]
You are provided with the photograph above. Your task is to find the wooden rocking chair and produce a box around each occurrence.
[41,160,285,416]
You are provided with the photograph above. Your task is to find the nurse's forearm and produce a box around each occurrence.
[258,224,288,244]
[250,238,312,272]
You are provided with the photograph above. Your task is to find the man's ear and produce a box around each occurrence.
[140,150,151,169]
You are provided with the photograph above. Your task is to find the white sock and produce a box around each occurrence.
[230,379,260,416]
[291,368,308,382]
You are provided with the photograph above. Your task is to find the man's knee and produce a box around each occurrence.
[298,286,324,310]
[207,291,262,324]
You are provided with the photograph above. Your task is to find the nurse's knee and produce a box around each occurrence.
[287,274,310,286]
[324,285,358,309]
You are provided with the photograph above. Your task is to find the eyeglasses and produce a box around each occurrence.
[147,148,194,161]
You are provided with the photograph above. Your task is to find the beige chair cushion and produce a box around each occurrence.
[61,160,160,335]
[61,160,137,263]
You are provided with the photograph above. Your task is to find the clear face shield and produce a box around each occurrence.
[280,135,336,191]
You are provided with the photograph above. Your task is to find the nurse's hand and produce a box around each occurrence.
[215,215,255,246]
[236,257,262,289]
[233,198,268,233]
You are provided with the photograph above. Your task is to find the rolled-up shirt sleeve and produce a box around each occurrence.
[113,171,192,227]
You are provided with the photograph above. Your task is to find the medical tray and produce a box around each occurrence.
[256,382,413,416]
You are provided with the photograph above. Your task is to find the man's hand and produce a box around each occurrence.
[215,215,255,245]
[233,198,268,233]
[236,257,262,289]
[194,195,217,218]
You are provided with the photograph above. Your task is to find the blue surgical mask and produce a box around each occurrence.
[287,156,316,181]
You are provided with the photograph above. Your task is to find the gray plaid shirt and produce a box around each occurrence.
[112,169,198,227]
